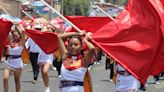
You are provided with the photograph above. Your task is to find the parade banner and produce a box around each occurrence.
[25,29,58,54]
[65,16,112,33]
[0,19,12,60]
[91,0,164,84]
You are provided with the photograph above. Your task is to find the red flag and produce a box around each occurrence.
[151,0,164,75]
[91,0,163,84]
[25,29,58,54]
[65,16,112,33]
[161,0,164,6]
[0,19,12,60]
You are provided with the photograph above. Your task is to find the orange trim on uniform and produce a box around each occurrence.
[84,70,93,92]
[54,49,61,62]
[21,46,29,64]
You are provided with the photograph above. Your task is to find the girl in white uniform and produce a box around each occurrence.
[58,32,95,92]
[60,55,87,92]
[116,64,139,92]
[37,45,54,92]
[3,25,26,92]
[5,45,24,69]
[38,48,54,65]
[32,24,55,92]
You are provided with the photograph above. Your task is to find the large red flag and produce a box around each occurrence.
[65,16,112,33]
[151,0,164,75]
[91,0,163,84]
[25,29,58,54]
[0,19,12,60]
[161,0,164,6]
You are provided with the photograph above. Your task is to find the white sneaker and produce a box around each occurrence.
[45,87,50,92]
[24,64,27,67]
[58,75,61,78]
[155,81,160,85]
[145,83,148,87]
[97,62,100,64]
[52,67,57,71]
[110,79,113,82]
[88,67,91,71]
[94,62,97,65]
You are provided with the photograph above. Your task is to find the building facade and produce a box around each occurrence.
[0,0,21,17]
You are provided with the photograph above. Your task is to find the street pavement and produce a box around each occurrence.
[0,56,164,92]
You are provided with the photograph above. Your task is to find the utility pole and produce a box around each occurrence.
[61,0,64,15]
[49,0,54,19]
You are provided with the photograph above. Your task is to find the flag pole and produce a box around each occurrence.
[95,5,115,21]
[0,5,16,22]
[40,0,83,33]
[21,10,34,20]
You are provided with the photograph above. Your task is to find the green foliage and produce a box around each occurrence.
[81,0,90,16]
[63,0,90,16]
[105,0,128,5]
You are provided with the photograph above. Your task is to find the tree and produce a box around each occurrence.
[63,0,75,15]
[105,0,128,5]
[63,0,90,16]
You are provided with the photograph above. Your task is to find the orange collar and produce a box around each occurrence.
[63,55,83,71]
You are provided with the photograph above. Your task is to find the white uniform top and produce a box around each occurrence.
[61,64,87,82]
[60,64,87,92]
[116,64,139,92]
[6,45,24,69]
[25,38,40,53]
[117,64,126,71]
[37,48,54,65]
